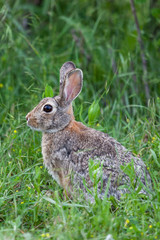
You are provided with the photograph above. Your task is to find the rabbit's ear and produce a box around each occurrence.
[60,69,83,105]
[60,61,76,87]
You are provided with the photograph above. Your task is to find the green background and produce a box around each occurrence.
[0,0,160,239]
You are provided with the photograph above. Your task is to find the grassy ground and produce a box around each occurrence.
[0,0,160,239]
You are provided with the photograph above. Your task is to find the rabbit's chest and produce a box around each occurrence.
[42,135,73,185]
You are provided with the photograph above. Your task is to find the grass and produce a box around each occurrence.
[0,0,160,239]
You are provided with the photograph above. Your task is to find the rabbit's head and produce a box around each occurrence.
[26,62,83,132]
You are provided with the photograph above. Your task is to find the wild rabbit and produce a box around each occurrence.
[26,61,151,200]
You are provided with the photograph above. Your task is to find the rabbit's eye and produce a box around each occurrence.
[43,104,53,113]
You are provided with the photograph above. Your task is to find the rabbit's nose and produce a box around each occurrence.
[26,114,29,121]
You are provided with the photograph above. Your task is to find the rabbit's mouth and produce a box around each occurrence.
[27,120,42,132]
[26,117,42,132]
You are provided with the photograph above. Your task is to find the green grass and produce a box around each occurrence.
[0,0,160,239]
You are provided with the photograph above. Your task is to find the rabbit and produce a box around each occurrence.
[26,61,151,201]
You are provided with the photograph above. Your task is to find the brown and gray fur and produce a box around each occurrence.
[26,61,151,201]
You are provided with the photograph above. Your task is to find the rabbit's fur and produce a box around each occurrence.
[26,61,151,200]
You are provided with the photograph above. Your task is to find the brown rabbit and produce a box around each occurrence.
[26,61,151,200]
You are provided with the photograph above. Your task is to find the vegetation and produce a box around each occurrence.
[0,0,160,239]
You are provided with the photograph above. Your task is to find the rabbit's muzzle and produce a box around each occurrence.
[26,112,38,129]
